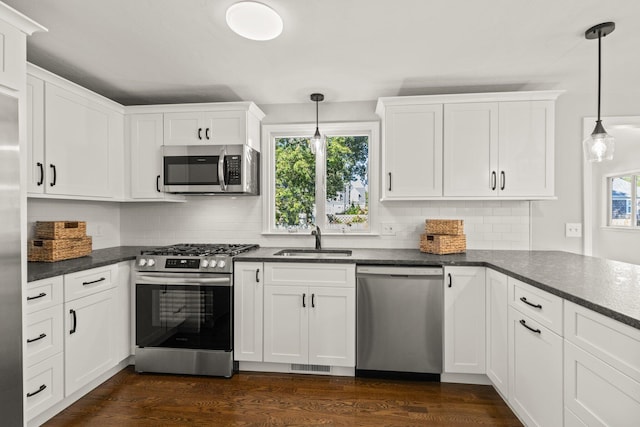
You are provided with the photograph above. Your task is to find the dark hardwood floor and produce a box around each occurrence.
[44,366,522,426]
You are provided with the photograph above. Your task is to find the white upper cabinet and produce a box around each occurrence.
[27,65,125,200]
[163,103,264,151]
[377,91,561,200]
[376,102,443,199]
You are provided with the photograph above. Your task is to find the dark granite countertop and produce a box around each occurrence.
[235,247,640,330]
[27,246,148,282]
[28,246,640,330]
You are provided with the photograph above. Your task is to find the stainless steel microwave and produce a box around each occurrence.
[162,144,259,195]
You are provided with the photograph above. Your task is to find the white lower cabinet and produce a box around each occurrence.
[234,262,264,362]
[563,301,640,427]
[443,266,486,374]
[485,269,508,397]
[262,263,356,368]
[64,287,116,396]
[508,307,563,427]
[24,276,64,421]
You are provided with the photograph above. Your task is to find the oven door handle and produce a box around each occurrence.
[137,275,231,286]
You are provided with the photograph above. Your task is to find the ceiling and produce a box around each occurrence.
[5,0,640,106]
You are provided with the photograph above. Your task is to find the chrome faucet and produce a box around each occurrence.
[311,224,322,250]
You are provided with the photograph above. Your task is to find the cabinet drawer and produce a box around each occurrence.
[25,305,63,367]
[25,352,64,421]
[564,340,640,427]
[264,263,355,288]
[26,276,63,314]
[64,264,117,301]
[565,301,640,383]
[509,277,563,335]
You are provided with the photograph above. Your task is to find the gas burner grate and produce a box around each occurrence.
[141,243,259,257]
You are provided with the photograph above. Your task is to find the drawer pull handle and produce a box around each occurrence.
[520,296,542,309]
[312,293,315,308]
[519,319,541,334]
[27,384,47,398]
[156,174,161,193]
[82,277,106,286]
[27,292,47,301]
[302,293,306,308]
[27,333,47,343]
[256,268,260,283]
[70,309,77,334]
[447,273,452,288]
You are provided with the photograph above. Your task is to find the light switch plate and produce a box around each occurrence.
[565,223,582,238]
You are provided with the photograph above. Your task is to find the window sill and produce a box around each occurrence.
[600,226,640,232]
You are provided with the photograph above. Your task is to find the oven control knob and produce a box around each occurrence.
[202,259,209,268]
[209,259,218,268]
[147,259,156,267]
[138,258,147,267]
[218,260,226,269]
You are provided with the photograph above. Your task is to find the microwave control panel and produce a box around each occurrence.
[227,155,241,185]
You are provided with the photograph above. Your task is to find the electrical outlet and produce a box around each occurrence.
[381,223,395,236]
[565,223,582,238]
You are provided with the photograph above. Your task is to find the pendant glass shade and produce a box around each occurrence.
[583,120,615,162]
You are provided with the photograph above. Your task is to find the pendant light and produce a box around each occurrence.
[310,93,324,154]
[583,22,616,162]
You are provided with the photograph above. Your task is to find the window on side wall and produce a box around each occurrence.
[263,122,378,234]
[607,173,640,228]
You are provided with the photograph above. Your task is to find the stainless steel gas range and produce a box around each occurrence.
[134,243,258,377]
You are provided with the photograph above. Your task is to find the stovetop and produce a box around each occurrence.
[140,243,259,257]
[136,243,259,274]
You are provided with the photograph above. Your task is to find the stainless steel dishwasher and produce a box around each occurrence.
[356,265,443,379]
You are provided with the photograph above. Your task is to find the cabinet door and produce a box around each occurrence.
[163,112,204,145]
[45,83,112,197]
[129,113,165,199]
[203,110,246,145]
[498,101,554,197]
[64,288,116,396]
[308,286,355,367]
[27,75,45,193]
[443,103,498,197]
[508,308,563,427]
[564,340,640,427]
[485,269,508,397]
[444,266,486,374]
[263,285,308,364]
[382,104,443,199]
[234,262,264,362]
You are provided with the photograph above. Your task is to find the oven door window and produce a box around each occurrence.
[136,284,231,351]
[164,155,220,185]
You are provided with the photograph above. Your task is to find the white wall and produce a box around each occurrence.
[27,199,121,249]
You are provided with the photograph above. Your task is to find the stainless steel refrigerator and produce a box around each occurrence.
[0,92,23,425]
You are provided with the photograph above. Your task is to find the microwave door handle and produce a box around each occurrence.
[218,146,227,191]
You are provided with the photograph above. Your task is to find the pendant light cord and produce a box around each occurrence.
[597,31,602,121]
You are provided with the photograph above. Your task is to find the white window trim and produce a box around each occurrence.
[261,121,379,235]
[602,170,640,230]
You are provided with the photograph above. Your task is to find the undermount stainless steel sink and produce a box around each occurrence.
[273,249,353,257]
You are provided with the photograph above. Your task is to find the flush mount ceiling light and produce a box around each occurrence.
[226,1,283,41]
[583,22,616,162]
[310,93,325,155]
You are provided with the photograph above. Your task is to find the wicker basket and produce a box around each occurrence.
[425,219,464,235]
[420,233,466,255]
[28,236,92,262]
[35,221,87,240]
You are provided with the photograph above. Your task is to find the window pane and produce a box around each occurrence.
[325,136,369,231]
[610,176,632,226]
[274,137,316,230]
